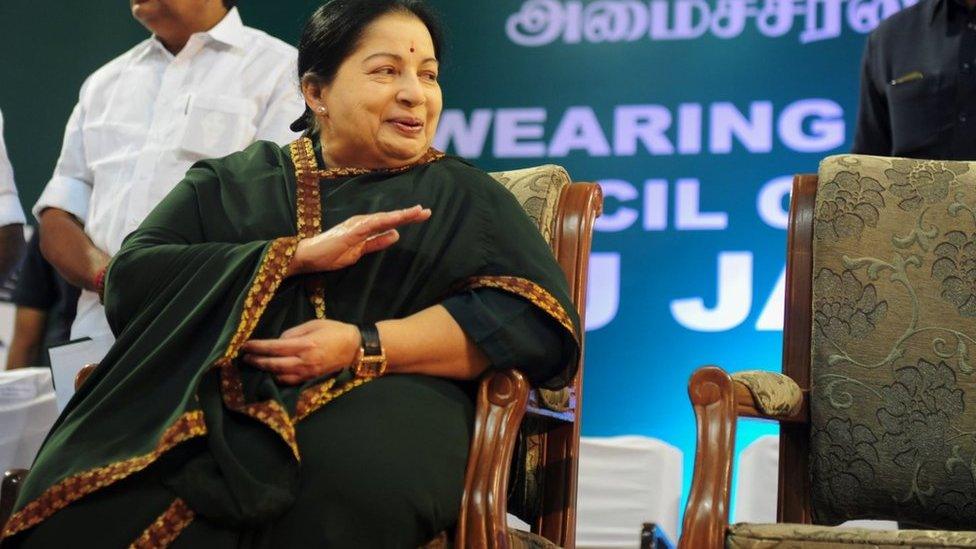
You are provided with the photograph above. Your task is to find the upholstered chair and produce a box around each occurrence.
[681,155,976,548]
[447,165,601,549]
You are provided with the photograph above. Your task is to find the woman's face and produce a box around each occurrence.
[309,12,442,169]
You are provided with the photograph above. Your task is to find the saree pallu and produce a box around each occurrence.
[3,137,579,548]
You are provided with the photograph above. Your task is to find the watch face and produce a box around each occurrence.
[355,355,387,378]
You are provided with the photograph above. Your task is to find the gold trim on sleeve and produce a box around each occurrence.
[455,276,578,341]
[455,275,579,412]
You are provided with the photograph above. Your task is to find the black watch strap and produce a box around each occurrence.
[358,324,382,357]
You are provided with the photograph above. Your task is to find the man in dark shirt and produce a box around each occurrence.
[853,0,976,159]
[6,231,79,368]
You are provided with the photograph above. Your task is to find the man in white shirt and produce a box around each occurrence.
[0,109,25,281]
[35,0,303,342]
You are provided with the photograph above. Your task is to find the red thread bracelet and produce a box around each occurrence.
[94,267,107,302]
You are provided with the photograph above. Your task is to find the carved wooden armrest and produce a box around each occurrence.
[679,366,808,549]
[457,368,531,549]
[731,370,807,422]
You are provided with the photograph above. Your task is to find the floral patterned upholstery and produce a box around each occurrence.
[488,165,570,247]
[732,371,803,417]
[727,523,976,548]
[808,155,976,528]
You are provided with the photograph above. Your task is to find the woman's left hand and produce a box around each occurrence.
[242,320,360,385]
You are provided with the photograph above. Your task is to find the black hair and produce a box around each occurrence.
[222,0,236,8]
[290,0,444,133]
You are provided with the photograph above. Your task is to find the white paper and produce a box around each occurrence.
[48,335,115,411]
[0,368,41,400]
[0,367,58,474]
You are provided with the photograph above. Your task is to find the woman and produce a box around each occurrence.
[2,1,578,547]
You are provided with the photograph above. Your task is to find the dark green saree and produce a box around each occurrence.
[2,137,578,548]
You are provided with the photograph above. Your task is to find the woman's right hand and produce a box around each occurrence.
[288,205,431,275]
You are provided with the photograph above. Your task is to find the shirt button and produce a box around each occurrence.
[969,21,976,30]
[960,114,968,123]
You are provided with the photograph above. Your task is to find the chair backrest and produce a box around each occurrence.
[488,165,602,547]
[797,155,976,528]
[490,165,569,247]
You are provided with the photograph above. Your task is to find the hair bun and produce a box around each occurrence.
[290,116,309,133]
[290,105,312,133]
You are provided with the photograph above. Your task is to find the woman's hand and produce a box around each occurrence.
[289,205,431,275]
[242,319,360,385]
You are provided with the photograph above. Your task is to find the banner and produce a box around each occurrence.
[429,0,913,512]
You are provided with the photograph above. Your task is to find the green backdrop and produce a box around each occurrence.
[1,0,914,526]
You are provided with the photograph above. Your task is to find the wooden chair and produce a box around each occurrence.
[454,166,601,549]
[680,155,976,548]
[0,167,603,549]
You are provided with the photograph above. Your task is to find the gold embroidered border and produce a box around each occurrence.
[290,137,445,181]
[290,138,322,239]
[456,276,578,342]
[218,366,299,460]
[304,277,327,320]
[289,139,327,319]
[294,376,372,422]
[215,236,301,460]
[129,498,195,549]
[218,237,300,362]
[2,411,207,539]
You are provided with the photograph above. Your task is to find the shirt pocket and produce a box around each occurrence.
[180,94,258,160]
[886,72,953,154]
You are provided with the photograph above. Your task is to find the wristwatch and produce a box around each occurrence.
[353,324,387,378]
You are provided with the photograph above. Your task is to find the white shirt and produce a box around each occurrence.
[0,110,26,227]
[33,8,304,340]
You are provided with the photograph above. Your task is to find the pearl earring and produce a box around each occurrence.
[317,106,327,114]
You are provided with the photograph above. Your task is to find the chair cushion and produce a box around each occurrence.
[488,165,570,246]
[727,523,976,548]
[810,155,976,528]
[732,371,803,417]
